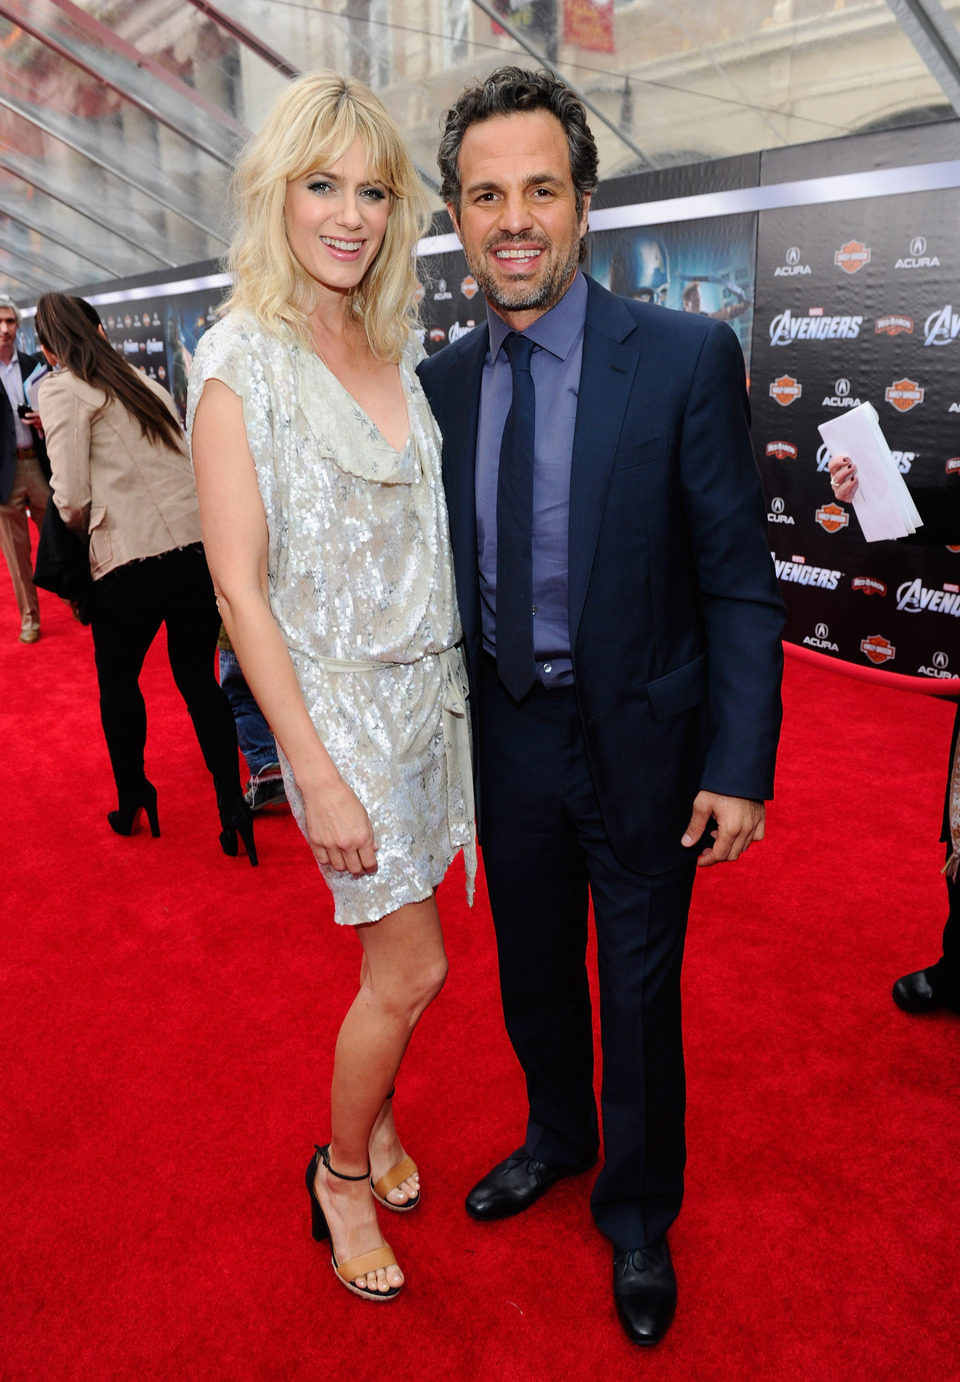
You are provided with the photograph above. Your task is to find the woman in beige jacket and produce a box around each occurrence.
[35,293,255,863]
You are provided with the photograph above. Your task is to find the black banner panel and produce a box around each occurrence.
[416,254,484,357]
[98,289,221,421]
[752,192,960,691]
[24,122,960,694]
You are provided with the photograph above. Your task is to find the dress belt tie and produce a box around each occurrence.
[310,644,476,901]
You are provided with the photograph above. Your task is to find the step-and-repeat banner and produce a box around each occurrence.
[415,147,960,695]
[751,189,960,691]
[26,127,960,692]
[19,267,229,425]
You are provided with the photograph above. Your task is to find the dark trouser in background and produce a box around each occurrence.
[477,654,696,1251]
[90,545,240,802]
[0,449,49,631]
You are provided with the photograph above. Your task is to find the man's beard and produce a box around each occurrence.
[467,234,581,316]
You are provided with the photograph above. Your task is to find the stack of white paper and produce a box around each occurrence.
[818,401,923,542]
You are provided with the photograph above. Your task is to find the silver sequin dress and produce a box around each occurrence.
[187,312,476,925]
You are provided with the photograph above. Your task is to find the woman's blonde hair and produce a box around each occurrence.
[223,73,431,361]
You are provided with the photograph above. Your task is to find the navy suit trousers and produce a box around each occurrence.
[477,654,697,1250]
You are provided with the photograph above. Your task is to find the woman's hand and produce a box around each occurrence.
[828,453,858,502]
[302,775,378,876]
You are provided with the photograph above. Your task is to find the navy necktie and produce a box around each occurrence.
[496,332,537,701]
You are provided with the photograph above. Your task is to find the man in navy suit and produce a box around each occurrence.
[418,68,784,1346]
[0,299,50,643]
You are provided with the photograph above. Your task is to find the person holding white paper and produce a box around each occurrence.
[829,452,960,1017]
[820,403,921,542]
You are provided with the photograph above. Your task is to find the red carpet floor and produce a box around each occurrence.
[4,592,958,1381]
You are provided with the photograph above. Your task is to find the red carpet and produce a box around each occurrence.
[4,592,958,1381]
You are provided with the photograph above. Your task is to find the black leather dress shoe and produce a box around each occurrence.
[465,1147,596,1221]
[612,1238,677,1347]
[893,967,944,1013]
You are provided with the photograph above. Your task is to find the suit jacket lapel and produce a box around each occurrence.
[568,279,641,645]
[430,325,488,651]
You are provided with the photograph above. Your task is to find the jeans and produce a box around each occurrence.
[217,647,278,777]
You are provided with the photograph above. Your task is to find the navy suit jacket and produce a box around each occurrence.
[0,382,15,506]
[0,350,50,503]
[418,274,785,873]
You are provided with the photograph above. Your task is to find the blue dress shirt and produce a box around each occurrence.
[476,271,587,689]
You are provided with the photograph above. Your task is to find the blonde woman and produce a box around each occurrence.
[188,74,475,1301]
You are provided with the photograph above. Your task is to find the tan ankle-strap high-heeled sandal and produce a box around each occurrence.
[370,1087,420,1212]
[306,1144,402,1301]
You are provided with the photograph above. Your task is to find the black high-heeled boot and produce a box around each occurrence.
[217,793,258,866]
[107,780,160,838]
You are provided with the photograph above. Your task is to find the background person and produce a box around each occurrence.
[680,277,752,322]
[0,298,50,643]
[217,626,287,812]
[188,73,475,1303]
[830,452,960,1014]
[419,66,785,1347]
[34,293,252,861]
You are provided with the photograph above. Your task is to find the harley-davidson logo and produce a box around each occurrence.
[769,375,802,407]
[885,378,924,412]
[835,240,871,274]
[861,634,895,664]
[816,503,849,534]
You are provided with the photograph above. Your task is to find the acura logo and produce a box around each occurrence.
[933,650,949,669]
[771,497,785,514]
[786,246,801,265]
[815,623,829,639]
[910,236,927,256]
[835,378,851,396]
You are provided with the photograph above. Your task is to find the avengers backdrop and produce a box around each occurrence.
[25,122,960,691]
[751,191,960,690]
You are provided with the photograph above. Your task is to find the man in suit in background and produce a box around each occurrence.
[418,67,785,1346]
[0,299,50,643]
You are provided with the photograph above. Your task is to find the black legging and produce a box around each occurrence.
[90,545,240,804]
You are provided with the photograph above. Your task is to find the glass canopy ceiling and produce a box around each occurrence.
[1,0,958,301]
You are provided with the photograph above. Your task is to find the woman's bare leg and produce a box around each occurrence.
[368,1088,419,1207]
[312,894,447,1294]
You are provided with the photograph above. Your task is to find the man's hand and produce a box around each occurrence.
[681,791,765,867]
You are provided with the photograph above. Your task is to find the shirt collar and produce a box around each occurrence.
[486,270,587,363]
